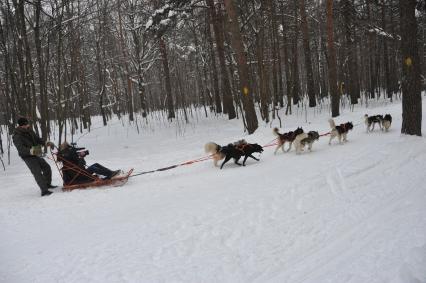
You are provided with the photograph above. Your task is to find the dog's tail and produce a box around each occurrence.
[328,118,336,129]
[204,142,220,154]
[272,127,281,137]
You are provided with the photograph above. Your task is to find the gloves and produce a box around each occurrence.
[30,145,42,156]
[45,141,55,149]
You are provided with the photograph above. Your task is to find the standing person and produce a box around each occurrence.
[12,117,57,196]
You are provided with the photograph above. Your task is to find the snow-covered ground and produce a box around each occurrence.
[1,99,426,283]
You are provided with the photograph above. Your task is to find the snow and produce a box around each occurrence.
[160,18,171,26]
[1,98,426,283]
[368,27,401,41]
[168,10,177,18]
[145,18,153,30]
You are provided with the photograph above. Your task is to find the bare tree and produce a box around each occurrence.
[299,0,316,107]
[326,0,340,117]
[223,0,258,134]
[400,0,422,136]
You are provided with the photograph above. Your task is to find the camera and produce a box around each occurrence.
[77,149,90,157]
[70,142,89,157]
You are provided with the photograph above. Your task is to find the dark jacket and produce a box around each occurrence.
[12,127,45,158]
[58,146,92,185]
[58,146,87,168]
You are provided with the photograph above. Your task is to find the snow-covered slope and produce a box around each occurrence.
[1,99,426,283]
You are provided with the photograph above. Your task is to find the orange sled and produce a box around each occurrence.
[50,149,133,191]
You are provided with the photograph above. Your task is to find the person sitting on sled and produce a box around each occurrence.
[58,142,121,185]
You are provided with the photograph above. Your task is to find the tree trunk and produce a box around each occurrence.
[366,0,376,99]
[280,2,292,114]
[207,0,236,119]
[291,0,301,105]
[343,0,360,105]
[255,2,269,122]
[326,0,340,117]
[381,2,391,100]
[206,9,222,114]
[400,0,422,136]
[159,37,175,120]
[299,0,316,107]
[34,0,50,140]
[118,2,134,121]
[223,0,258,134]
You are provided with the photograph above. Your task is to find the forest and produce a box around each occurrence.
[0,0,424,148]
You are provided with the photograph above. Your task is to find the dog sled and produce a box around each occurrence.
[50,149,133,191]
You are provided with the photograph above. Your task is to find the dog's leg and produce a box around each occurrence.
[249,154,259,161]
[295,143,300,154]
[242,155,249,166]
[308,143,312,151]
[274,144,280,155]
[214,154,221,167]
[234,157,242,166]
[286,142,292,152]
[343,133,347,142]
[338,134,342,144]
[281,143,286,153]
[220,155,232,169]
[329,135,333,145]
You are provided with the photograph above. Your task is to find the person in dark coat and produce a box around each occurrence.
[58,142,120,186]
[12,117,57,196]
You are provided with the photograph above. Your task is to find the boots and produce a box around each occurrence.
[41,190,53,197]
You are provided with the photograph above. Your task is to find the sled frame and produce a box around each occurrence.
[50,149,133,191]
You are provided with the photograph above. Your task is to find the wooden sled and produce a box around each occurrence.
[50,148,133,191]
[62,169,134,191]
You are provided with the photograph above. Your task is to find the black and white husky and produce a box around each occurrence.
[328,119,354,145]
[272,127,304,154]
[364,114,383,132]
[381,114,392,132]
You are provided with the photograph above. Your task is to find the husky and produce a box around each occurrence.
[364,114,383,132]
[272,127,304,154]
[328,119,354,145]
[294,131,320,154]
[204,142,263,169]
[381,114,392,132]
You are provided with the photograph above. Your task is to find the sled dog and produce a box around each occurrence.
[272,127,304,154]
[381,114,392,132]
[295,131,320,154]
[328,119,353,145]
[364,114,383,132]
[205,142,263,169]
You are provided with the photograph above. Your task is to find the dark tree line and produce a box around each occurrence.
[0,0,424,141]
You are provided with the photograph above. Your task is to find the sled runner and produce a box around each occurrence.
[50,149,133,191]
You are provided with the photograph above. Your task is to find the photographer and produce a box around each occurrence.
[58,142,120,185]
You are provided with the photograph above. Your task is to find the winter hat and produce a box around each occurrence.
[17,117,29,126]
